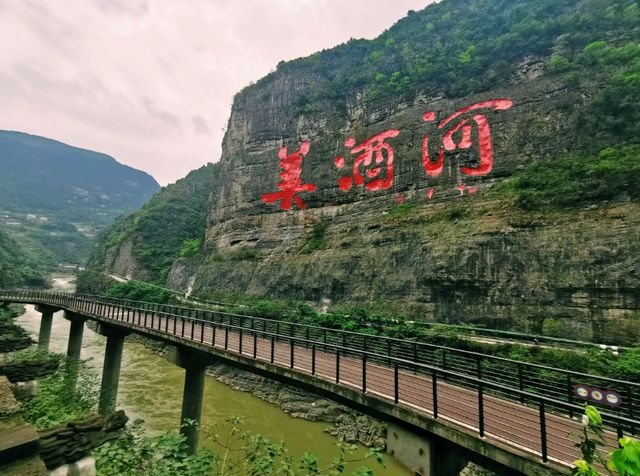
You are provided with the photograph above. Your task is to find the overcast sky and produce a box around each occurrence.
[0,0,432,185]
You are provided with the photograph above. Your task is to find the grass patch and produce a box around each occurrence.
[298,221,328,254]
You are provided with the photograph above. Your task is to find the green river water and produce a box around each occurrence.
[16,275,410,475]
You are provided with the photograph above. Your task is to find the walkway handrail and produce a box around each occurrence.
[2,289,640,467]
[4,291,639,405]
[68,293,640,387]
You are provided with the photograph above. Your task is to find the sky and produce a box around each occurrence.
[0,0,433,185]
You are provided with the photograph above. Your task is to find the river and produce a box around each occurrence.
[15,275,409,475]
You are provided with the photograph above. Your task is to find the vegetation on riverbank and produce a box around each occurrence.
[0,305,34,353]
[20,358,98,430]
[94,417,382,476]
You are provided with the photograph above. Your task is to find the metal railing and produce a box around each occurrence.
[66,293,640,421]
[2,290,639,467]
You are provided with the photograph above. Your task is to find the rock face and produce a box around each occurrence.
[176,50,639,341]
[91,0,640,343]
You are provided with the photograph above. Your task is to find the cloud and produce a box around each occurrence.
[94,0,148,17]
[0,0,433,185]
[192,115,210,134]
[142,97,181,128]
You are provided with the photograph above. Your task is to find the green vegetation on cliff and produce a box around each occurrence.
[85,163,219,283]
[0,230,51,288]
[492,144,640,209]
[251,0,639,106]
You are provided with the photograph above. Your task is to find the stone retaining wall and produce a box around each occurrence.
[37,411,127,469]
[0,361,59,383]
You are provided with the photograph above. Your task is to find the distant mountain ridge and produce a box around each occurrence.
[0,130,159,224]
[0,130,160,273]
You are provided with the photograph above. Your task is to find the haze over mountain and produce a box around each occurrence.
[0,130,159,283]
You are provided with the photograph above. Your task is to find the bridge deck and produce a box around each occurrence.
[3,292,637,475]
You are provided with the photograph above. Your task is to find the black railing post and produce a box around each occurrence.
[239,330,244,354]
[181,318,185,338]
[518,363,524,404]
[540,401,548,462]
[200,321,204,343]
[190,319,195,340]
[617,423,624,445]
[362,352,367,393]
[478,381,485,437]
[253,331,257,359]
[628,384,635,422]
[212,323,216,346]
[270,336,275,363]
[336,350,340,383]
[290,339,294,369]
[567,374,574,418]
[312,345,316,375]
[432,369,438,418]
[394,363,399,404]
[225,328,229,350]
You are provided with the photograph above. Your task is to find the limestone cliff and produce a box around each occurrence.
[177,0,640,343]
[96,0,640,344]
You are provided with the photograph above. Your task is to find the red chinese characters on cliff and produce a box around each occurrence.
[261,99,513,210]
[334,129,400,191]
[261,141,317,210]
[421,99,513,177]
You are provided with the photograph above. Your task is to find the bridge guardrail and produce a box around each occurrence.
[1,290,639,466]
[66,292,640,422]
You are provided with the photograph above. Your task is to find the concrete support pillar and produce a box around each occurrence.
[35,305,56,352]
[386,423,468,476]
[65,314,85,361]
[166,346,211,455]
[96,324,128,416]
[180,365,205,453]
[63,312,86,392]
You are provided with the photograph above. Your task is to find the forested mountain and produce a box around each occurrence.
[85,163,219,284]
[0,131,160,269]
[0,131,158,223]
[88,0,640,344]
[0,229,52,288]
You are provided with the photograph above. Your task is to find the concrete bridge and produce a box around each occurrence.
[1,291,638,476]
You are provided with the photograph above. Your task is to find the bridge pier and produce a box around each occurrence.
[63,312,86,391]
[166,346,211,455]
[95,323,130,416]
[64,312,85,360]
[34,304,57,351]
[386,423,468,476]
